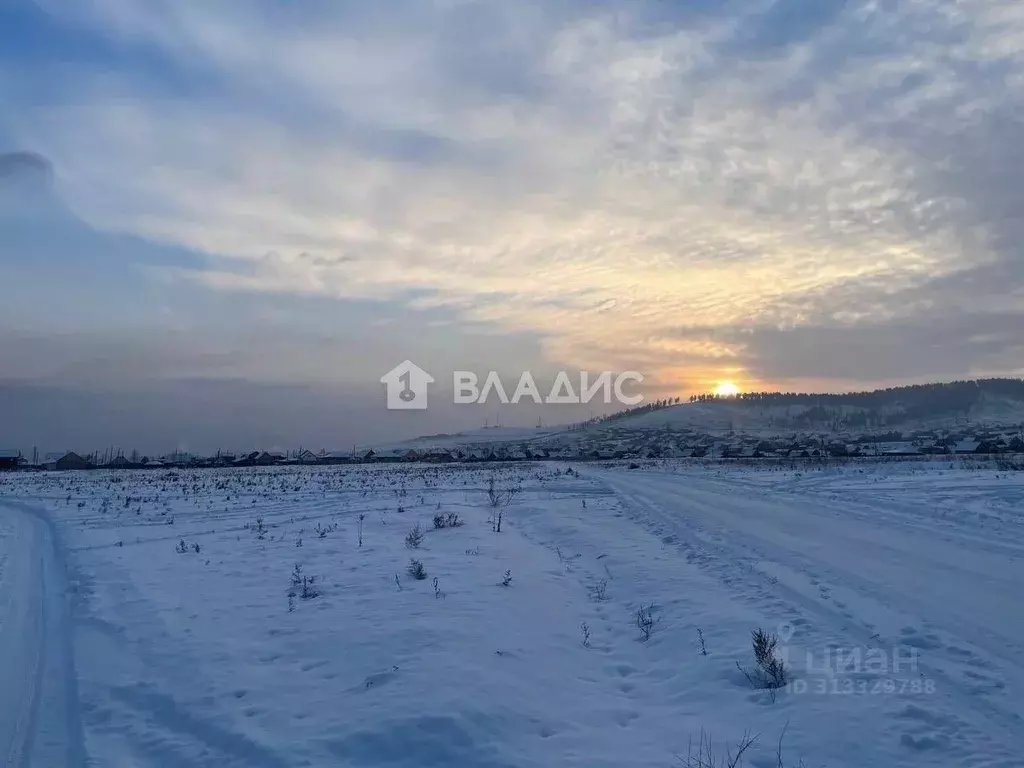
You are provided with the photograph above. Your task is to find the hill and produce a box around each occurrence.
[600,378,1024,435]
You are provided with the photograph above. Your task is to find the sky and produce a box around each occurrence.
[2,0,1024,454]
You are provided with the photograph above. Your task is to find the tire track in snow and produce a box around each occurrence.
[597,470,1024,768]
[0,503,86,768]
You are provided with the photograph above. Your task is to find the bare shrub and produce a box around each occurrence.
[774,722,807,768]
[433,512,463,530]
[486,477,521,532]
[677,728,758,768]
[486,476,521,507]
[737,628,788,698]
[407,558,427,580]
[300,575,319,600]
[288,563,319,601]
[636,603,656,641]
[581,622,591,647]
[405,523,425,549]
[500,569,512,587]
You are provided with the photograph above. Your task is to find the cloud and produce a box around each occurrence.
[0,150,52,180]
[5,0,1024,397]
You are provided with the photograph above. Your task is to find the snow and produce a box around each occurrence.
[1,461,1023,767]
[378,426,566,451]
[0,502,84,767]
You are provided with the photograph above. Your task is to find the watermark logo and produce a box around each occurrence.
[775,622,935,696]
[454,371,644,406]
[380,362,645,410]
[380,360,435,410]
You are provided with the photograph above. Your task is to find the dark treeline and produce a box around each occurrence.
[568,398,683,430]
[689,378,1024,421]
[561,380,1024,433]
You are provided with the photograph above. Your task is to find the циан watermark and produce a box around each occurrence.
[381,361,645,410]
[775,622,936,696]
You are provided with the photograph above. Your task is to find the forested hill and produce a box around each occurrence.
[598,379,1024,433]
[690,379,1023,411]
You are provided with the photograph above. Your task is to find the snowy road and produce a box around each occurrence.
[598,468,1024,767]
[0,503,84,768]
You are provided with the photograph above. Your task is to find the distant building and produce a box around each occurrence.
[0,449,22,470]
[879,442,919,456]
[319,451,353,464]
[55,452,92,471]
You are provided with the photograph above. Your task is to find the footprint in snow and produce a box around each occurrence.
[355,666,400,692]
[899,626,942,650]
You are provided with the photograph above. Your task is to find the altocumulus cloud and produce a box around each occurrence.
[9,0,1024,391]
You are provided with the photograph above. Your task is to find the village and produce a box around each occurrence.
[3,420,1023,472]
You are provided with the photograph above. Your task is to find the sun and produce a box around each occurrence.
[714,381,740,397]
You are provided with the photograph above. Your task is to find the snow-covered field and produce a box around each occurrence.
[1,461,1023,767]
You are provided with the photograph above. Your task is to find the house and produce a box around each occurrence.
[0,449,21,470]
[296,450,321,464]
[55,452,92,471]
[41,451,63,470]
[422,448,454,463]
[105,455,136,469]
[319,450,353,464]
[370,448,407,462]
[954,439,981,454]
[879,442,919,456]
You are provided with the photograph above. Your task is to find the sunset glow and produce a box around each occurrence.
[714,381,740,398]
[3,0,1024,447]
